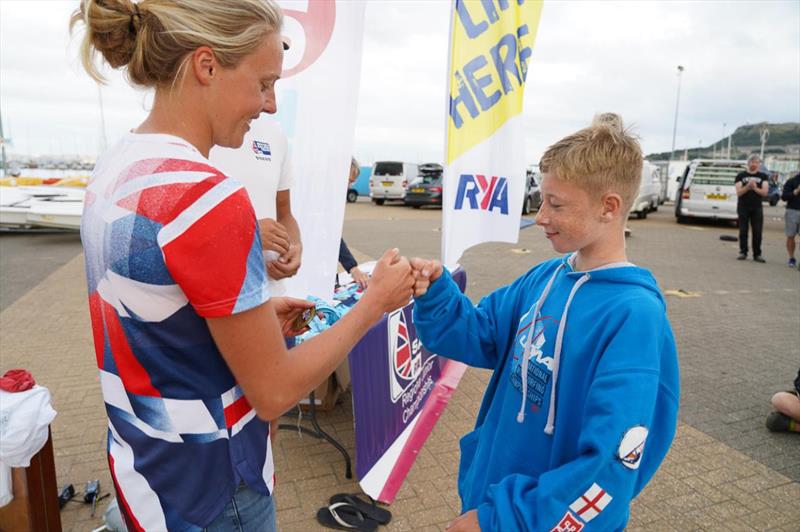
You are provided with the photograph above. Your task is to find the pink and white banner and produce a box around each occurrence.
[276,0,367,299]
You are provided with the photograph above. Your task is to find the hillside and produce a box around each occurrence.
[647,122,800,160]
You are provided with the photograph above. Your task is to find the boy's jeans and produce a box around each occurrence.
[204,483,277,532]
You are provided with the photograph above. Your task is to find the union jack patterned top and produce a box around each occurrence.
[81,133,273,530]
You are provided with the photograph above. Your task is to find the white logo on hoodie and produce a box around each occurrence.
[517,308,555,371]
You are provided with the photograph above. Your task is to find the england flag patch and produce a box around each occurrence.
[568,483,612,523]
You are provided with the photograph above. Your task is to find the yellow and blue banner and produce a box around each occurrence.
[442,0,543,268]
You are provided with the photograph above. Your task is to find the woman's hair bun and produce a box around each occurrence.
[71,0,283,88]
[71,0,141,79]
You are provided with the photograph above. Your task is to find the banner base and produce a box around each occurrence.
[358,360,468,504]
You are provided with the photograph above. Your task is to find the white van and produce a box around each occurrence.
[369,161,418,205]
[630,161,661,219]
[674,159,745,223]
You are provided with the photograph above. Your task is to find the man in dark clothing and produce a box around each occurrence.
[735,154,769,262]
[338,238,368,288]
[338,157,369,289]
[781,171,800,268]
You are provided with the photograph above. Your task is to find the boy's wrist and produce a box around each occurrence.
[417,267,452,301]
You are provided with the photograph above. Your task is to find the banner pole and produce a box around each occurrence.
[440,0,456,264]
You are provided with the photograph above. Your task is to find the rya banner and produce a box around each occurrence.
[442,0,543,268]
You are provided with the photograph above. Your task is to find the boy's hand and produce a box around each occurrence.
[446,510,480,531]
[363,248,414,314]
[410,257,443,297]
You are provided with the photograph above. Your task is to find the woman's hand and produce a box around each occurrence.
[362,249,414,314]
[271,297,316,336]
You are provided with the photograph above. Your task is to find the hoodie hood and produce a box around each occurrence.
[517,254,665,432]
[561,254,666,307]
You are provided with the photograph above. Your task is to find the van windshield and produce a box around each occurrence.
[374,162,403,175]
[691,164,743,186]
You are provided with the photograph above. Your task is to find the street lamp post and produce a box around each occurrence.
[721,123,726,160]
[0,106,6,176]
[760,127,769,160]
[669,65,685,162]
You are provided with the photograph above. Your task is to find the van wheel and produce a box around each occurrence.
[636,210,647,219]
[412,205,421,209]
[769,196,778,207]
[373,199,385,206]
[676,215,688,224]
[347,190,358,203]
[522,197,530,215]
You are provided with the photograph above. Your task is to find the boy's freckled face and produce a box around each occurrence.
[535,173,602,253]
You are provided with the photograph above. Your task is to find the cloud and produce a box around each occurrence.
[1,0,797,163]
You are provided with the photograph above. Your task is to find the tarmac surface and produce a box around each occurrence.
[0,199,798,531]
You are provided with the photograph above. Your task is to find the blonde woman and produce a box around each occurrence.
[71,1,414,529]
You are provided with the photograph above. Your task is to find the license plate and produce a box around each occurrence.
[412,188,425,193]
[381,181,393,186]
[705,193,727,200]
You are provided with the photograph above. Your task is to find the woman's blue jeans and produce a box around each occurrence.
[204,483,277,532]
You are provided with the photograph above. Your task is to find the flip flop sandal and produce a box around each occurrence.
[329,492,392,525]
[316,502,379,532]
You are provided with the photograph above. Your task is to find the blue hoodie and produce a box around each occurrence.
[413,255,680,532]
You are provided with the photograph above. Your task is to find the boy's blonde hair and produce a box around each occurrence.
[70,0,283,88]
[539,113,643,213]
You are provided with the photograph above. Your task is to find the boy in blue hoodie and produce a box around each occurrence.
[410,114,680,532]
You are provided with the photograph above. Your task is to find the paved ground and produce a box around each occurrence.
[0,199,797,531]
[0,230,83,312]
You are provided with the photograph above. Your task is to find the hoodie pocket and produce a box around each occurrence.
[457,427,481,500]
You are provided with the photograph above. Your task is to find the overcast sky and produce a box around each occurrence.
[1,0,798,164]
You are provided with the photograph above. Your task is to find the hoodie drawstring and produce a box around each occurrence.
[516,265,591,436]
[517,264,564,424]
[543,273,590,435]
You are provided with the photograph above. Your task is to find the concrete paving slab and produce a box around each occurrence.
[0,200,797,530]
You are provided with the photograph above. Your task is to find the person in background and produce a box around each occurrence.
[71,0,414,529]
[210,91,301,294]
[766,369,800,433]
[780,171,800,268]
[734,155,769,262]
[340,157,369,289]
